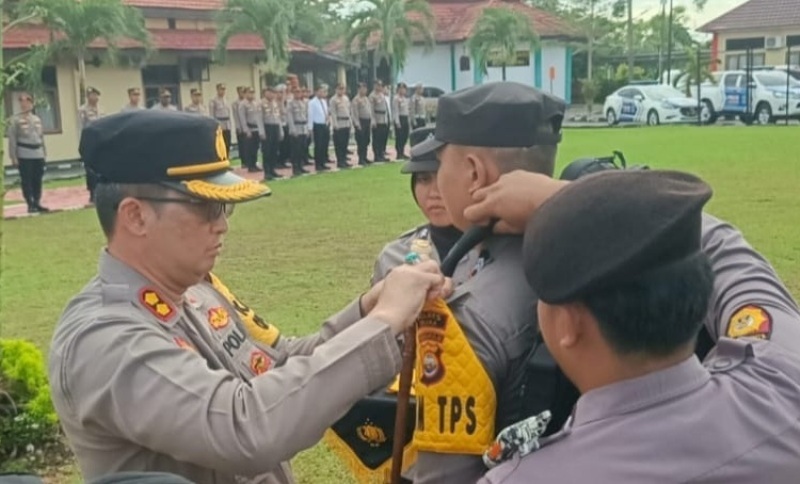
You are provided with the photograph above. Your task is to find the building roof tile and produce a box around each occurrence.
[698,0,800,32]
[2,25,316,53]
[328,0,582,53]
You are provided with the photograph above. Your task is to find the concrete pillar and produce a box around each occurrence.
[337,65,346,86]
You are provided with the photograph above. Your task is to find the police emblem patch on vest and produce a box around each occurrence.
[139,288,175,322]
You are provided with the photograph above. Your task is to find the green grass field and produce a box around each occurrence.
[1,125,799,482]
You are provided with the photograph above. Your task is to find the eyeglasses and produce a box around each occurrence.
[136,197,235,222]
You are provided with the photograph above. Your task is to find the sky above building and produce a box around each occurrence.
[632,0,749,28]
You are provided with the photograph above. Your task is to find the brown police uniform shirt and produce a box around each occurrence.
[329,94,352,130]
[480,214,800,484]
[48,250,403,484]
[286,99,309,136]
[411,94,426,121]
[351,95,372,130]
[7,111,47,161]
[209,96,233,130]
[79,103,104,130]
[369,92,390,125]
[239,100,265,137]
[184,103,208,116]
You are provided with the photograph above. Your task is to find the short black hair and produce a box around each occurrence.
[95,183,171,238]
[583,253,714,357]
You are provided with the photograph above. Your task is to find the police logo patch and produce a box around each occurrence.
[139,288,175,322]
[417,310,447,386]
[174,337,195,351]
[207,306,230,330]
[250,349,272,376]
[726,304,772,340]
[356,419,387,447]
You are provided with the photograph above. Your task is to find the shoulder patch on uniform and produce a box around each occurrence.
[139,287,175,322]
[207,306,230,330]
[726,304,772,340]
[250,349,273,376]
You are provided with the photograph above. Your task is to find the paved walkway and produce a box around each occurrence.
[3,147,402,220]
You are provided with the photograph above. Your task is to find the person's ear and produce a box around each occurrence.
[465,151,489,196]
[556,303,586,350]
[116,198,150,237]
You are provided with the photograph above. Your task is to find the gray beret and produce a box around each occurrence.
[523,170,713,304]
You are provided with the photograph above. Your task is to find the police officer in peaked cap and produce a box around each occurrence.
[48,109,450,483]
[465,169,800,483]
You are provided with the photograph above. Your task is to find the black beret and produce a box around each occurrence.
[190,88,201,95]
[87,472,194,484]
[523,170,712,304]
[401,127,438,173]
[411,82,565,157]
[79,110,270,203]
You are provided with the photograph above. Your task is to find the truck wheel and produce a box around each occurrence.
[647,109,660,126]
[701,100,717,125]
[755,102,773,125]
[606,108,618,126]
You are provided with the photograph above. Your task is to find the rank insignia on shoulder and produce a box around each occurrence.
[174,337,196,351]
[726,304,772,340]
[139,288,176,322]
[207,306,230,330]
[250,349,272,376]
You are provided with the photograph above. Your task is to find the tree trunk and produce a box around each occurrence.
[626,0,634,82]
[502,64,507,81]
[0,25,6,249]
[78,52,88,106]
[588,0,595,80]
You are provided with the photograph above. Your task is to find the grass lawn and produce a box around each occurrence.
[1,125,799,482]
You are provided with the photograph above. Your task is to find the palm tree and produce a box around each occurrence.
[216,0,295,76]
[672,45,719,97]
[19,0,153,105]
[468,7,539,82]
[344,0,435,94]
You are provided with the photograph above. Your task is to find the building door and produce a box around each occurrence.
[142,65,181,109]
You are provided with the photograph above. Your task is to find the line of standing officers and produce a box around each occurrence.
[8,81,432,209]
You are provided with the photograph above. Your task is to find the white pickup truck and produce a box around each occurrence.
[689,70,800,125]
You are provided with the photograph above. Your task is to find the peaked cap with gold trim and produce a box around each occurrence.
[79,110,270,202]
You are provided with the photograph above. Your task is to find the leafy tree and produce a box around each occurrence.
[468,7,540,81]
[19,0,153,105]
[344,0,435,93]
[216,0,295,76]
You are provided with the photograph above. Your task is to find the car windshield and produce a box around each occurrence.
[642,86,686,101]
[755,72,800,87]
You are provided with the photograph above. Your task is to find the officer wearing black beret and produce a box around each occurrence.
[409,82,567,484]
[49,110,450,483]
[458,169,800,483]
